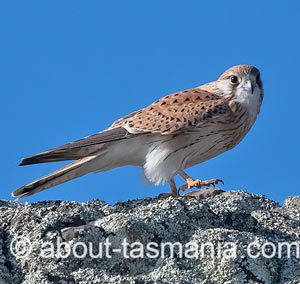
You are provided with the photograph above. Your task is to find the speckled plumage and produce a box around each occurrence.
[13,65,263,199]
[112,89,230,134]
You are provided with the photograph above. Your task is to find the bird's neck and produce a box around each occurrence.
[233,87,262,123]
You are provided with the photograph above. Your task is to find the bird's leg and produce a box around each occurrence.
[159,178,180,198]
[178,170,224,192]
[169,178,179,196]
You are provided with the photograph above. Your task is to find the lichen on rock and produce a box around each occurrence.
[0,189,299,284]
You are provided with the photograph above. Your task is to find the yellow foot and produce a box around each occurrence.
[179,178,224,192]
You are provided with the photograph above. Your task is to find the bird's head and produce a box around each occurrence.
[208,65,264,118]
[218,65,263,99]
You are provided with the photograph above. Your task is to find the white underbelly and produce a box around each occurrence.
[143,125,245,185]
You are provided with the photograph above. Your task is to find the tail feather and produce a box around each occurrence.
[13,156,97,200]
[19,144,104,166]
[19,127,129,166]
[19,150,77,166]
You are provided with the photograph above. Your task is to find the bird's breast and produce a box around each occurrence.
[184,111,253,168]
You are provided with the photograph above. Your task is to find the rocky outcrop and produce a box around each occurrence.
[0,189,299,284]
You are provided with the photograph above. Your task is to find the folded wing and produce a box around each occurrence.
[19,127,131,166]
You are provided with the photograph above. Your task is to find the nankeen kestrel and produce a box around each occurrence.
[13,65,263,200]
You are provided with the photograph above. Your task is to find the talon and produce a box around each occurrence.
[214,179,224,185]
[178,171,224,194]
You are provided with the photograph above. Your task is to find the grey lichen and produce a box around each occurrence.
[0,190,299,284]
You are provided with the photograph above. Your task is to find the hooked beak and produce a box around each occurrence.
[244,79,254,94]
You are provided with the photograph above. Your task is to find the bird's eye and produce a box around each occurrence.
[230,75,239,85]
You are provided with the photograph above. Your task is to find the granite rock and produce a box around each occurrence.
[0,189,299,284]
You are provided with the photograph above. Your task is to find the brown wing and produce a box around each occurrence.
[19,127,130,166]
[20,88,231,166]
[112,88,231,135]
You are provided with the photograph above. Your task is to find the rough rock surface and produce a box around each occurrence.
[0,190,299,284]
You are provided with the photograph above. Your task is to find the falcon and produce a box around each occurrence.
[13,65,263,200]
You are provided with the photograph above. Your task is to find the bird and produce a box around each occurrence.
[13,64,263,200]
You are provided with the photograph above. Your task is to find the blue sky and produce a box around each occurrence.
[1,1,299,204]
